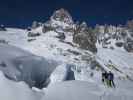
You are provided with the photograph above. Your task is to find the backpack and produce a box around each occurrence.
[108,73,113,80]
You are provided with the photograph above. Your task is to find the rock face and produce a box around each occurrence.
[31,9,133,53]
[42,10,97,53]
[51,8,73,25]
[42,8,74,33]
[73,22,97,53]
[41,9,97,53]
[95,24,133,52]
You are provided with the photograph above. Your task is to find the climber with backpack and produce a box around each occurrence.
[102,70,108,85]
[107,71,115,88]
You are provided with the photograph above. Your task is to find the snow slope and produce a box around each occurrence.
[0,28,90,64]
[96,48,133,79]
[42,81,133,100]
[0,71,42,100]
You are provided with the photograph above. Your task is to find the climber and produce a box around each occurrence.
[107,71,115,88]
[102,70,108,85]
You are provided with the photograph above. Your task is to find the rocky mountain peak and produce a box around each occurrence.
[50,8,73,25]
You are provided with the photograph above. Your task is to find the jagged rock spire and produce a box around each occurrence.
[50,8,73,25]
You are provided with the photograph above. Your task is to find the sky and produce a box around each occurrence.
[0,0,133,28]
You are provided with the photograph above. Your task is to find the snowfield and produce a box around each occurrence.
[42,81,133,100]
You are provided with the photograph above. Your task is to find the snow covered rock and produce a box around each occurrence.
[42,80,133,100]
[51,8,73,25]
[28,31,41,37]
[96,24,133,52]
[73,22,97,53]
[42,8,74,33]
